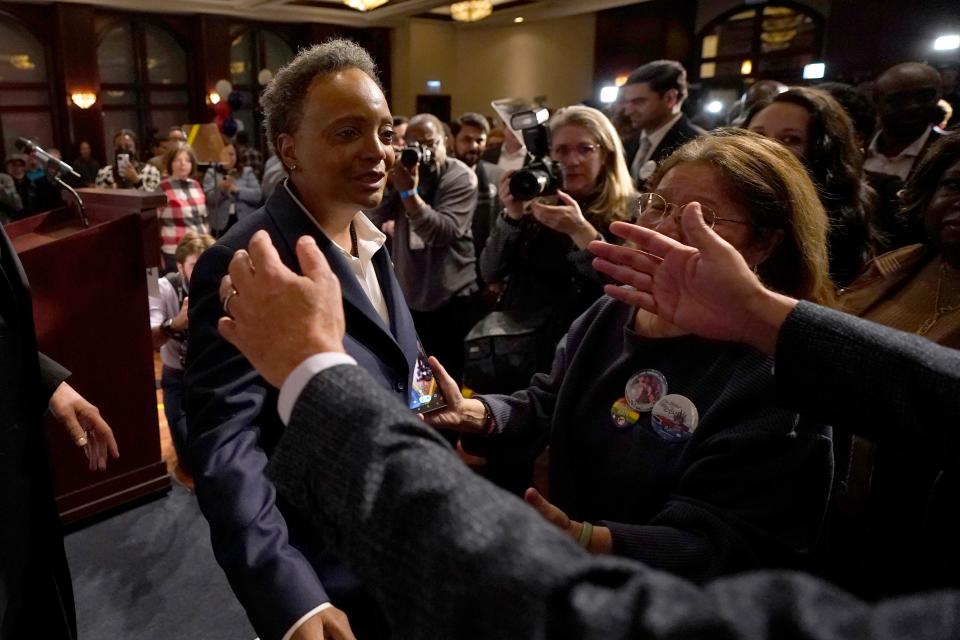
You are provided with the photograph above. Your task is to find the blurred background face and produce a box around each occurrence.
[407,120,445,165]
[454,124,487,167]
[6,161,25,179]
[393,121,408,149]
[877,67,941,138]
[220,144,237,171]
[620,82,676,132]
[550,124,603,198]
[925,157,960,263]
[178,253,200,286]
[115,134,136,155]
[747,102,811,160]
[79,142,91,157]
[171,150,193,179]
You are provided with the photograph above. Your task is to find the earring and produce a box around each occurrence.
[288,164,297,171]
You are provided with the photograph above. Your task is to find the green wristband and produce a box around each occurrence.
[577,521,593,548]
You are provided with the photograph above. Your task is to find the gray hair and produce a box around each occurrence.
[408,113,447,164]
[261,39,381,154]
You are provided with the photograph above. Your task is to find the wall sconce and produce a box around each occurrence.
[208,91,222,105]
[740,60,753,75]
[71,92,97,109]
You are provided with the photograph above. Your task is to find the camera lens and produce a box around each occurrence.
[400,146,421,168]
[509,168,550,200]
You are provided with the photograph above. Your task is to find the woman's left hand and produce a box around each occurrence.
[523,487,612,554]
[49,382,120,471]
[530,190,600,249]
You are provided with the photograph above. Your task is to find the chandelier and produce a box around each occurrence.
[450,0,493,22]
[343,0,389,11]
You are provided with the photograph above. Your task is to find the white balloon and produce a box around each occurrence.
[215,79,232,99]
[257,69,274,86]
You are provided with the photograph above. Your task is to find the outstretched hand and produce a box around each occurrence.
[218,230,347,388]
[419,357,488,433]
[588,204,796,355]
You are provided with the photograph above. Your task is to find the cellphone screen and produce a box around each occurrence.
[409,344,446,414]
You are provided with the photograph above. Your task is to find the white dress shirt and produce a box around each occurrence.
[864,127,934,181]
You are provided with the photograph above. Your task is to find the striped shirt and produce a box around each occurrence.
[157,177,209,256]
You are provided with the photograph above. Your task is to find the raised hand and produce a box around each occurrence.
[588,204,796,355]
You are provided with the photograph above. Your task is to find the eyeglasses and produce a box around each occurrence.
[550,143,600,160]
[635,193,753,229]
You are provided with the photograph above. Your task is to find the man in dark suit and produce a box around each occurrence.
[1,226,118,639]
[184,40,417,640]
[451,112,505,292]
[620,60,705,189]
[213,227,960,640]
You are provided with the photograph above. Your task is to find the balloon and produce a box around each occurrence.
[214,101,231,118]
[227,90,244,110]
[215,79,232,99]
[257,69,274,86]
[222,117,238,137]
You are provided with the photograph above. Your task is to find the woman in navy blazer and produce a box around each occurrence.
[184,40,416,640]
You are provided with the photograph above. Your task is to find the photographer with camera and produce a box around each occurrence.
[472,106,635,394]
[369,112,478,384]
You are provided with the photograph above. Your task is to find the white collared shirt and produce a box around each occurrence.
[864,127,934,181]
[635,112,684,166]
[283,180,390,327]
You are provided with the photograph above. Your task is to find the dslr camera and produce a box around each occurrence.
[508,108,562,200]
[400,142,435,169]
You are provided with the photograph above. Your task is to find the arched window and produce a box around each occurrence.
[698,3,823,85]
[97,19,191,160]
[0,15,54,157]
[230,28,294,150]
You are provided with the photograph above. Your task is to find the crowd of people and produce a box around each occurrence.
[4,34,960,640]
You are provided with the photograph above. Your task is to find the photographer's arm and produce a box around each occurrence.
[405,164,478,247]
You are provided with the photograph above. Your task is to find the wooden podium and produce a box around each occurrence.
[6,189,171,524]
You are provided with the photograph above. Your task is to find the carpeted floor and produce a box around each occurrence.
[64,485,256,640]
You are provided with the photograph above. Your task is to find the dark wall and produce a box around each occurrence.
[594,0,699,85]
[824,0,960,82]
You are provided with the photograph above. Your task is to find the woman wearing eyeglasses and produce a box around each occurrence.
[428,130,835,583]
[476,106,636,393]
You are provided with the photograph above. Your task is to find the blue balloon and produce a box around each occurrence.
[227,90,245,110]
[222,117,239,137]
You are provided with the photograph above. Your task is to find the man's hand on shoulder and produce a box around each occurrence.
[218,230,347,388]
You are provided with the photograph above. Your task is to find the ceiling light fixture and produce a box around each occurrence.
[71,92,97,109]
[514,17,524,24]
[343,0,389,11]
[450,0,493,23]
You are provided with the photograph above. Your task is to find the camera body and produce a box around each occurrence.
[400,142,435,169]
[508,108,562,201]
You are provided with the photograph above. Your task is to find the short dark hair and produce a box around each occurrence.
[260,39,380,155]
[625,60,688,101]
[456,112,490,136]
[393,115,408,127]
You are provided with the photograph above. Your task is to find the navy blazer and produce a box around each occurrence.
[184,183,418,640]
[623,114,705,190]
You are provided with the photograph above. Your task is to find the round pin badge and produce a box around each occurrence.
[651,394,699,442]
[610,397,641,429]
[639,159,658,181]
[624,369,667,412]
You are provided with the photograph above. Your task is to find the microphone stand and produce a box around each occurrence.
[56,177,89,228]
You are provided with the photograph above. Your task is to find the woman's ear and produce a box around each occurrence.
[745,228,785,269]
[277,133,297,171]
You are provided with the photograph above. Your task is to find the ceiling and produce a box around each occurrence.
[20,0,645,27]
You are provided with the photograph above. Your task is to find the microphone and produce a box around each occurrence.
[15,137,81,180]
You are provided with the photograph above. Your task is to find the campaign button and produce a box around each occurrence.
[610,397,641,429]
[651,394,699,442]
[625,369,667,412]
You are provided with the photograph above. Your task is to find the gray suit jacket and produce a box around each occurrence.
[266,299,960,639]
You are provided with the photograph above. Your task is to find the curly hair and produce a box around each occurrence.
[260,39,380,158]
[900,131,960,244]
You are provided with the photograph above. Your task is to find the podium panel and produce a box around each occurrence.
[7,198,170,524]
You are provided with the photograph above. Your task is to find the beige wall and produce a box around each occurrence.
[390,15,597,121]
